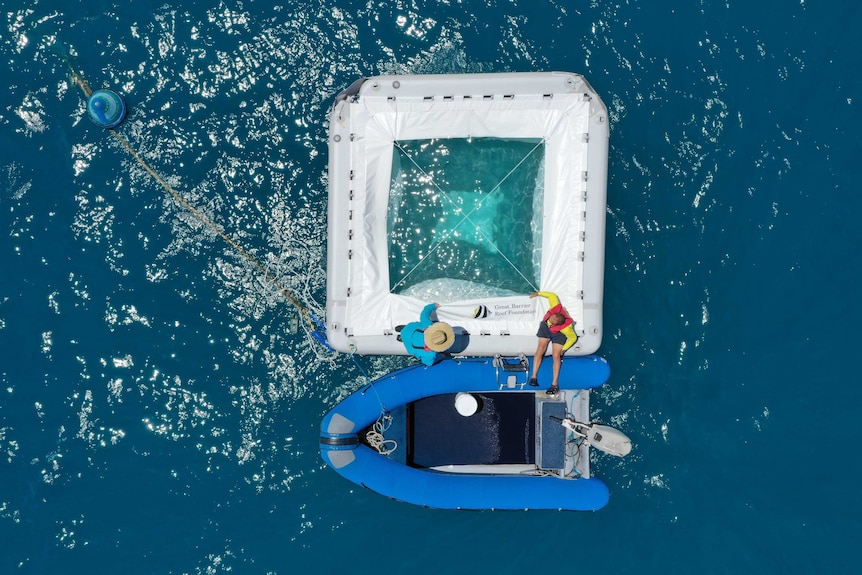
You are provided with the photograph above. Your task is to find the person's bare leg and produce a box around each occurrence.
[531,337,550,382]
[550,342,564,390]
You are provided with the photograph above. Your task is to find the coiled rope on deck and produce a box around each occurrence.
[365,413,397,455]
[69,65,333,352]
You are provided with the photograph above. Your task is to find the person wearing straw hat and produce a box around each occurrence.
[398,303,455,366]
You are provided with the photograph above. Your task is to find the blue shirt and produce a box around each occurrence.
[400,303,443,366]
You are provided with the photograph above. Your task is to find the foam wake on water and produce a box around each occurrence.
[402,278,522,302]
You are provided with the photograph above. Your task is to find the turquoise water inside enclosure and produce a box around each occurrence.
[387,138,544,295]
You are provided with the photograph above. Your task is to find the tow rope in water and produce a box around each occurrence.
[68,64,333,353]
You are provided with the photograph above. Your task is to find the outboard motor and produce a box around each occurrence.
[550,416,632,457]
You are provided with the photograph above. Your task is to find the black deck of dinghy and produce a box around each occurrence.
[408,392,536,468]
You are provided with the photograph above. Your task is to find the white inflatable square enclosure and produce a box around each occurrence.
[326,72,608,357]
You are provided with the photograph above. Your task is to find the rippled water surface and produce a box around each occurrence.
[2,1,861,573]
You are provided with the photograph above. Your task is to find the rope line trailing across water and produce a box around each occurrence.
[69,65,331,349]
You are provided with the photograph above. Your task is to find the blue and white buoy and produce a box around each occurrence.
[86,89,127,129]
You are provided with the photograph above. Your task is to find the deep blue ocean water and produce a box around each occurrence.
[3,1,862,573]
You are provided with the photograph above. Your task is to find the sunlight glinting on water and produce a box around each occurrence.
[4,0,857,570]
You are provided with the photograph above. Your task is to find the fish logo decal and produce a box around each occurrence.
[473,305,490,319]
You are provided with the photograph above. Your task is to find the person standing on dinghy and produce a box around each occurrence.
[528,291,578,396]
[398,303,455,366]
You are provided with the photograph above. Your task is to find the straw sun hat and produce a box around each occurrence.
[424,322,455,352]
